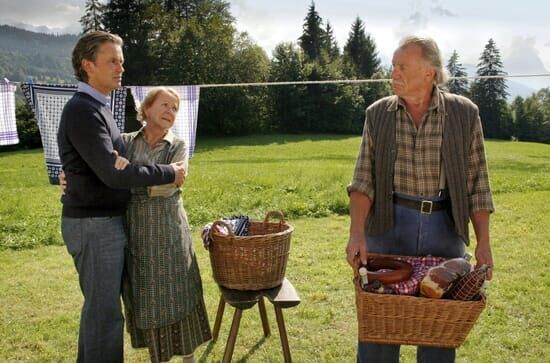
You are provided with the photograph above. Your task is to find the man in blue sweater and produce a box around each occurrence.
[57,31,186,363]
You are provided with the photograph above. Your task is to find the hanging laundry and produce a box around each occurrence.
[128,86,199,157]
[0,79,19,146]
[20,83,127,184]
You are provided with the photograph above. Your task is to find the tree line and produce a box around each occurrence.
[6,0,549,151]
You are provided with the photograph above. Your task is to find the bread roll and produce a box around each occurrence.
[420,258,471,298]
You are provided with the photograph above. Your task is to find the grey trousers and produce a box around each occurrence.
[358,193,465,363]
[62,216,126,363]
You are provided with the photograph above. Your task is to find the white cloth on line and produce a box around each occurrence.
[128,85,199,158]
[20,83,127,184]
[0,79,19,146]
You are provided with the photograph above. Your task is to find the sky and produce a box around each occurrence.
[1,0,549,92]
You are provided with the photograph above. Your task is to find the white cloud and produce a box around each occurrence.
[504,36,548,74]
[430,6,456,17]
[0,1,82,29]
[394,11,428,39]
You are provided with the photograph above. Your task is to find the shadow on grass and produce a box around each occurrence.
[195,134,358,152]
[197,340,215,363]
[490,160,550,173]
[0,148,42,157]
[203,154,355,164]
[235,336,269,363]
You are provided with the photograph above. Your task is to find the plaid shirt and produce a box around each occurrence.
[349,88,494,213]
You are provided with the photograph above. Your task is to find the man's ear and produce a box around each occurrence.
[425,67,436,83]
[81,59,93,75]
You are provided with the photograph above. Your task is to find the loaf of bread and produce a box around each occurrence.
[420,258,472,298]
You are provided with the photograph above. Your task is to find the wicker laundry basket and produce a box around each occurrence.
[355,253,486,348]
[208,211,293,290]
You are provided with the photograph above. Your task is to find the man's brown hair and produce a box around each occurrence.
[72,31,123,83]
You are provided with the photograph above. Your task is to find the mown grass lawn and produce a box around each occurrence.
[0,135,549,362]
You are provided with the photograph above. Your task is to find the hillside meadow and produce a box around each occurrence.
[0,135,548,362]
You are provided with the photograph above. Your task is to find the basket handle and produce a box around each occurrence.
[209,220,235,239]
[263,210,286,224]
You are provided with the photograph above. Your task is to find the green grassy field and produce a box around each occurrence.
[0,135,549,362]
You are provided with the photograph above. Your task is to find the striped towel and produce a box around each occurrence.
[128,86,199,158]
[0,79,19,146]
[20,83,127,184]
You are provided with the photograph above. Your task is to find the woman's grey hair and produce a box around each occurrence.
[137,87,181,123]
[398,35,448,86]
[72,31,123,83]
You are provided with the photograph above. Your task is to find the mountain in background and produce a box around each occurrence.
[1,24,546,99]
[462,63,543,100]
[0,25,77,83]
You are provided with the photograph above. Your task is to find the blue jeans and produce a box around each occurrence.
[357,193,465,363]
[61,216,126,363]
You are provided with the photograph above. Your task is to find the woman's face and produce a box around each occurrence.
[144,91,179,130]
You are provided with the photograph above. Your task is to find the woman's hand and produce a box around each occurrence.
[59,170,67,194]
[112,150,129,170]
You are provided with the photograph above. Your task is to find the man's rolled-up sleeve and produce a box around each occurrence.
[347,116,375,200]
[467,112,495,214]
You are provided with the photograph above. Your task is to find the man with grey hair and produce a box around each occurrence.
[346,36,494,362]
[58,31,186,363]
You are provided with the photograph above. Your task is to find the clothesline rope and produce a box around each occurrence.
[4,73,550,88]
[197,73,550,88]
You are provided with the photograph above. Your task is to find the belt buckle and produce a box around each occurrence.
[420,200,433,214]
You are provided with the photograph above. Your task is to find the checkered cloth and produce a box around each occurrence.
[20,83,127,184]
[128,86,199,158]
[0,79,19,146]
[370,256,448,295]
[201,215,250,249]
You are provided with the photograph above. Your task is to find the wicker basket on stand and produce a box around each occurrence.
[208,210,293,290]
[355,253,486,348]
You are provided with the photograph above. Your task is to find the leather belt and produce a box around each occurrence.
[393,195,449,214]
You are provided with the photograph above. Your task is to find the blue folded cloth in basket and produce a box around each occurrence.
[201,215,250,249]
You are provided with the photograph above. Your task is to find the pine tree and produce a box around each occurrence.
[80,0,105,33]
[446,50,469,96]
[103,0,153,84]
[269,42,307,132]
[299,2,324,61]
[322,21,339,61]
[343,17,380,78]
[343,17,382,107]
[471,38,509,138]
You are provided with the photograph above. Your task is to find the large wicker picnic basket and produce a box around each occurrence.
[355,253,486,348]
[208,210,293,290]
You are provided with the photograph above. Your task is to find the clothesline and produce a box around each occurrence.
[197,73,550,88]
[4,73,550,88]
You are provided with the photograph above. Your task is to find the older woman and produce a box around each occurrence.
[117,87,211,363]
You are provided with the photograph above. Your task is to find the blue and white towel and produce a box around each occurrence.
[201,215,250,249]
[0,79,19,146]
[128,86,199,158]
[20,83,127,184]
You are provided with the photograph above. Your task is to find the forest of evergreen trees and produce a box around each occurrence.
[6,0,550,148]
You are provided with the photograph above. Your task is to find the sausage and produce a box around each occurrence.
[420,258,471,298]
[366,257,413,284]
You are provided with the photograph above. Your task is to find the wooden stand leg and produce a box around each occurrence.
[212,295,226,342]
[258,297,271,337]
[222,308,243,363]
[274,306,291,363]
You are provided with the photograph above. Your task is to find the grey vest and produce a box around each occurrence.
[366,92,477,244]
